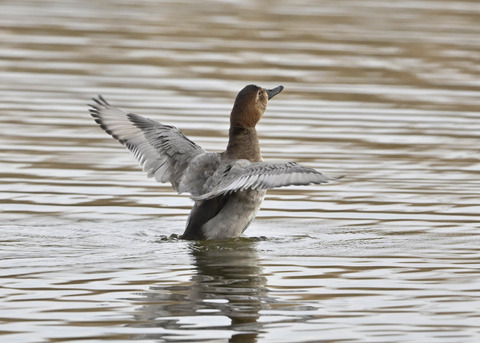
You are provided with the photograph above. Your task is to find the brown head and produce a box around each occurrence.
[230,84,284,128]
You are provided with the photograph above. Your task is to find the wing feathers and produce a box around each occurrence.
[90,96,337,199]
[89,95,205,192]
[194,160,333,200]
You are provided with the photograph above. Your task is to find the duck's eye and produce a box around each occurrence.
[258,90,263,97]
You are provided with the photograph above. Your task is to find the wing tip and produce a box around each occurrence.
[331,174,345,182]
[92,94,109,106]
[88,94,110,117]
[88,95,126,143]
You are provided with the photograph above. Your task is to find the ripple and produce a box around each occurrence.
[1,0,480,342]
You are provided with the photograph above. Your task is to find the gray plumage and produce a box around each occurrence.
[193,160,331,201]
[90,96,205,193]
[89,85,336,240]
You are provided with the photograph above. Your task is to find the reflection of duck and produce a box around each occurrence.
[189,241,268,327]
[90,85,334,240]
[131,240,269,343]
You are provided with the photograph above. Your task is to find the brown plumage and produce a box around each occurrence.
[89,84,335,240]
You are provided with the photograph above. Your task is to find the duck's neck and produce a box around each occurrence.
[225,126,262,162]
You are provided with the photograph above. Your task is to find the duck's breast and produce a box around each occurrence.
[184,189,266,240]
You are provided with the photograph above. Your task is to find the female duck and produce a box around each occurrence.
[90,85,333,240]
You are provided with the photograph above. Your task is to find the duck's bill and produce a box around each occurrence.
[266,85,284,100]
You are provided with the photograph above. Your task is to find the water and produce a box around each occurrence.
[1,0,480,342]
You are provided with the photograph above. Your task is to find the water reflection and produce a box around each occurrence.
[132,239,268,342]
[2,0,480,341]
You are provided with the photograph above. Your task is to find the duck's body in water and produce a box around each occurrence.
[89,85,334,240]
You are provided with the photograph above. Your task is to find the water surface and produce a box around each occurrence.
[1,0,480,342]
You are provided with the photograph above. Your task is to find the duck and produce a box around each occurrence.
[89,84,335,240]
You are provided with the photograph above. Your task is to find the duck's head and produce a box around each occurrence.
[230,84,284,128]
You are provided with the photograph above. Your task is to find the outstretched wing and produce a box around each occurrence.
[89,95,205,192]
[194,160,333,200]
